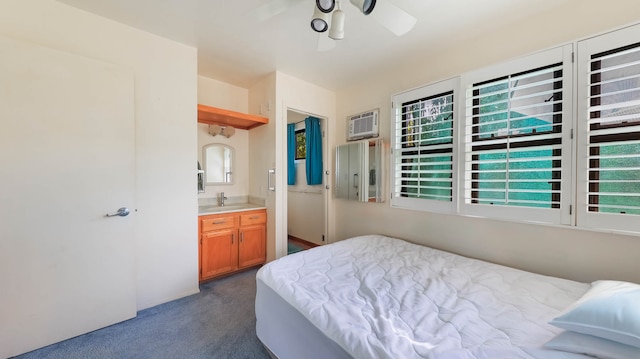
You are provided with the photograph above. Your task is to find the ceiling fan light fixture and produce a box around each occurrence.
[310,7,330,32]
[349,0,376,15]
[316,0,335,13]
[328,6,345,40]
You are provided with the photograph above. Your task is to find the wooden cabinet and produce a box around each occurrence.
[198,209,266,282]
[238,211,267,268]
[200,229,237,279]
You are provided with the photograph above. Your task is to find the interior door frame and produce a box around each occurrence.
[284,107,330,249]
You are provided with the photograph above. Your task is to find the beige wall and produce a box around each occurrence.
[197,76,250,201]
[0,0,199,310]
[198,75,248,113]
[333,0,640,284]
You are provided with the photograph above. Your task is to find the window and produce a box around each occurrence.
[469,64,563,208]
[577,24,640,232]
[391,78,457,213]
[391,25,640,234]
[460,45,573,224]
[295,128,306,160]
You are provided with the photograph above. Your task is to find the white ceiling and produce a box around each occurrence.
[56,0,570,91]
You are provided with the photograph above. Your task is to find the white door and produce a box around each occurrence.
[0,35,136,357]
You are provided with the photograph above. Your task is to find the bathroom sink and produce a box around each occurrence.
[198,203,263,214]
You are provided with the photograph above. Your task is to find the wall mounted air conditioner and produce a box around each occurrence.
[347,109,378,141]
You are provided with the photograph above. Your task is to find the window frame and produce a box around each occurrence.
[294,128,306,160]
[458,45,574,225]
[469,63,564,209]
[389,25,640,235]
[391,77,459,214]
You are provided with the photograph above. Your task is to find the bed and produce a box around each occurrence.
[255,235,640,359]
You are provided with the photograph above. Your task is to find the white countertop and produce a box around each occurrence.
[198,203,266,215]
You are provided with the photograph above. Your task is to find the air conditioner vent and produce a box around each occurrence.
[347,109,378,141]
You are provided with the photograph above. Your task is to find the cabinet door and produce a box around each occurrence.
[201,229,238,280]
[335,143,352,199]
[335,142,368,201]
[238,224,266,269]
[348,142,363,200]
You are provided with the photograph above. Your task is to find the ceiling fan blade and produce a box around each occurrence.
[317,33,336,52]
[249,0,300,22]
[370,0,417,37]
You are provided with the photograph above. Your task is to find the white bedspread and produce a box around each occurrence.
[257,235,591,359]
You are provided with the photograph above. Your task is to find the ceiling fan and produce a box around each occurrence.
[252,0,417,50]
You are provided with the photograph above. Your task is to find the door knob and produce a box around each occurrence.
[106,207,130,217]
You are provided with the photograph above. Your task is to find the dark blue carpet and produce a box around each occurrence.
[13,269,270,359]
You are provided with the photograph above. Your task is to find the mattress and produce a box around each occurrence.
[255,235,592,359]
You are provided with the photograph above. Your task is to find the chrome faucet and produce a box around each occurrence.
[219,192,228,207]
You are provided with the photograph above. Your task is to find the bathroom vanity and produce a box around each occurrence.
[198,205,266,282]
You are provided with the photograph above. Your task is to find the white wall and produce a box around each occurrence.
[197,76,250,201]
[333,0,640,284]
[0,0,199,310]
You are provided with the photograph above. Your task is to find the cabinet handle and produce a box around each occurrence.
[231,233,234,244]
[240,232,244,243]
[213,220,225,224]
[249,216,259,219]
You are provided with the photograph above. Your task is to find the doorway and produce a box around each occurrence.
[285,109,328,254]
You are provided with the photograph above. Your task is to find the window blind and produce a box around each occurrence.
[465,63,564,209]
[587,43,640,215]
[394,91,454,202]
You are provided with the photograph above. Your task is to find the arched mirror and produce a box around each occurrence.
[203,143,234,185]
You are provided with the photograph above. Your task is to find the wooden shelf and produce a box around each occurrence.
[197,104,268,130]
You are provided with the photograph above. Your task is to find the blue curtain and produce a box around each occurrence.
[305,116,323,185]
[287,123,296,185]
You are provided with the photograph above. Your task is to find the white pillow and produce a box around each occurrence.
[544,331,640,359]
[549,280,640,348]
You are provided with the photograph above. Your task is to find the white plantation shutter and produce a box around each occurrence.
[396,93,454,200]
[577,24,640,232]
[460,45,572,224]
[467,64,563,208]
[388,27,640,234]
[391,78,458,213]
